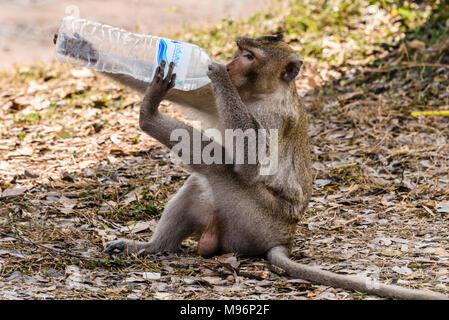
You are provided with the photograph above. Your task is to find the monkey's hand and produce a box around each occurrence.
[207,62,254,133]
[207,62,230,84]
[141,60,176,116]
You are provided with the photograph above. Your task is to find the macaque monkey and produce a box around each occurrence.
[55,33,447,299]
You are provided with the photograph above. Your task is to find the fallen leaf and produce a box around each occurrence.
[110,134,121,144]
[70,68,94,78]
[432,247,449,257]
[120,221,152,233]
[216,253,240,271]
[142,272,161,280]
[59,195,77,209]
[202,276,224,286]
[10,97,32,111]
[407,39,426,50]
[124,276,146,283]
[380,249,402,257]
[436,202,449,214]
[6,146,34,158]
[121,187,144,205]
[314,179,332,188]
[239,270,271,280]
[225,256,240,269]
[24,170,39,179]
[0,187,26,199]
[392,266,412,275]
[153,292,171,300]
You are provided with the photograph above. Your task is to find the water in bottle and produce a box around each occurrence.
[54,16,212,91]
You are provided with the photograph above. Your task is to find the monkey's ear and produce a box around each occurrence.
[282,58,303,82]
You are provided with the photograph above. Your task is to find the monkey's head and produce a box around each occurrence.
[226,34,303,94]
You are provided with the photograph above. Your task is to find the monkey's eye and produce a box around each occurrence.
[244,51,255,61]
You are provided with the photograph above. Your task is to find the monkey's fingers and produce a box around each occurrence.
[103,240,124,254]
[159,60,166,77]
[153,66,161,83]
[166,62,175,79]
[103,239,136,256]
[168,73,176,89]
[165,62,176,88]
[158,60,167,82]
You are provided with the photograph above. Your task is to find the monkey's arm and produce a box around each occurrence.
[140,61,229,175]
[207,63,257,131]
[207,63,261,178]
[101,72,217,116]
[100,72,148,93]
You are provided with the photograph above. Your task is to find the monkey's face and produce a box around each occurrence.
[227,37,303,94]
[226,47,260,88]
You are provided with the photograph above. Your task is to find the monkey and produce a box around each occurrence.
[54,32,447,299]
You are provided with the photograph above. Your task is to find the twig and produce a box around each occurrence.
[414,258,449,266]
[363,62,448,74]
[0,231,85,259]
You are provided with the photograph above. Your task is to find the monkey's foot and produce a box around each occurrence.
[103,239,150,257]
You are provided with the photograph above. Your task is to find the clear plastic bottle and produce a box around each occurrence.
[54,16,212,91]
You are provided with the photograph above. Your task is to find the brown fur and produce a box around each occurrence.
[94,36,447,300]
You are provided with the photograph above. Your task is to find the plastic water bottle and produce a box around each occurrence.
[54,16,212,91]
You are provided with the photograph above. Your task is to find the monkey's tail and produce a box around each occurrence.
[267,246,448,300]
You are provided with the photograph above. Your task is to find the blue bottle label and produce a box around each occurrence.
[156,38,193,87]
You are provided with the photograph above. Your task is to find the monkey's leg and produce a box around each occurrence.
[104,174,213,256]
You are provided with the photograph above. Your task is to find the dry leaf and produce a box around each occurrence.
[436,202,449,214]
[392,266,412,275]
[432,247,449,257]
[380,249,402,257]
[202,276,224,286]
[120,221,152,233]
[142,272,161,280]
[121,187,144,205]
[407,40,426,50]
[0,187,26,199]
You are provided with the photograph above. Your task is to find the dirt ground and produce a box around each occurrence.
[0,0,269,70]
[0,61,448,299]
